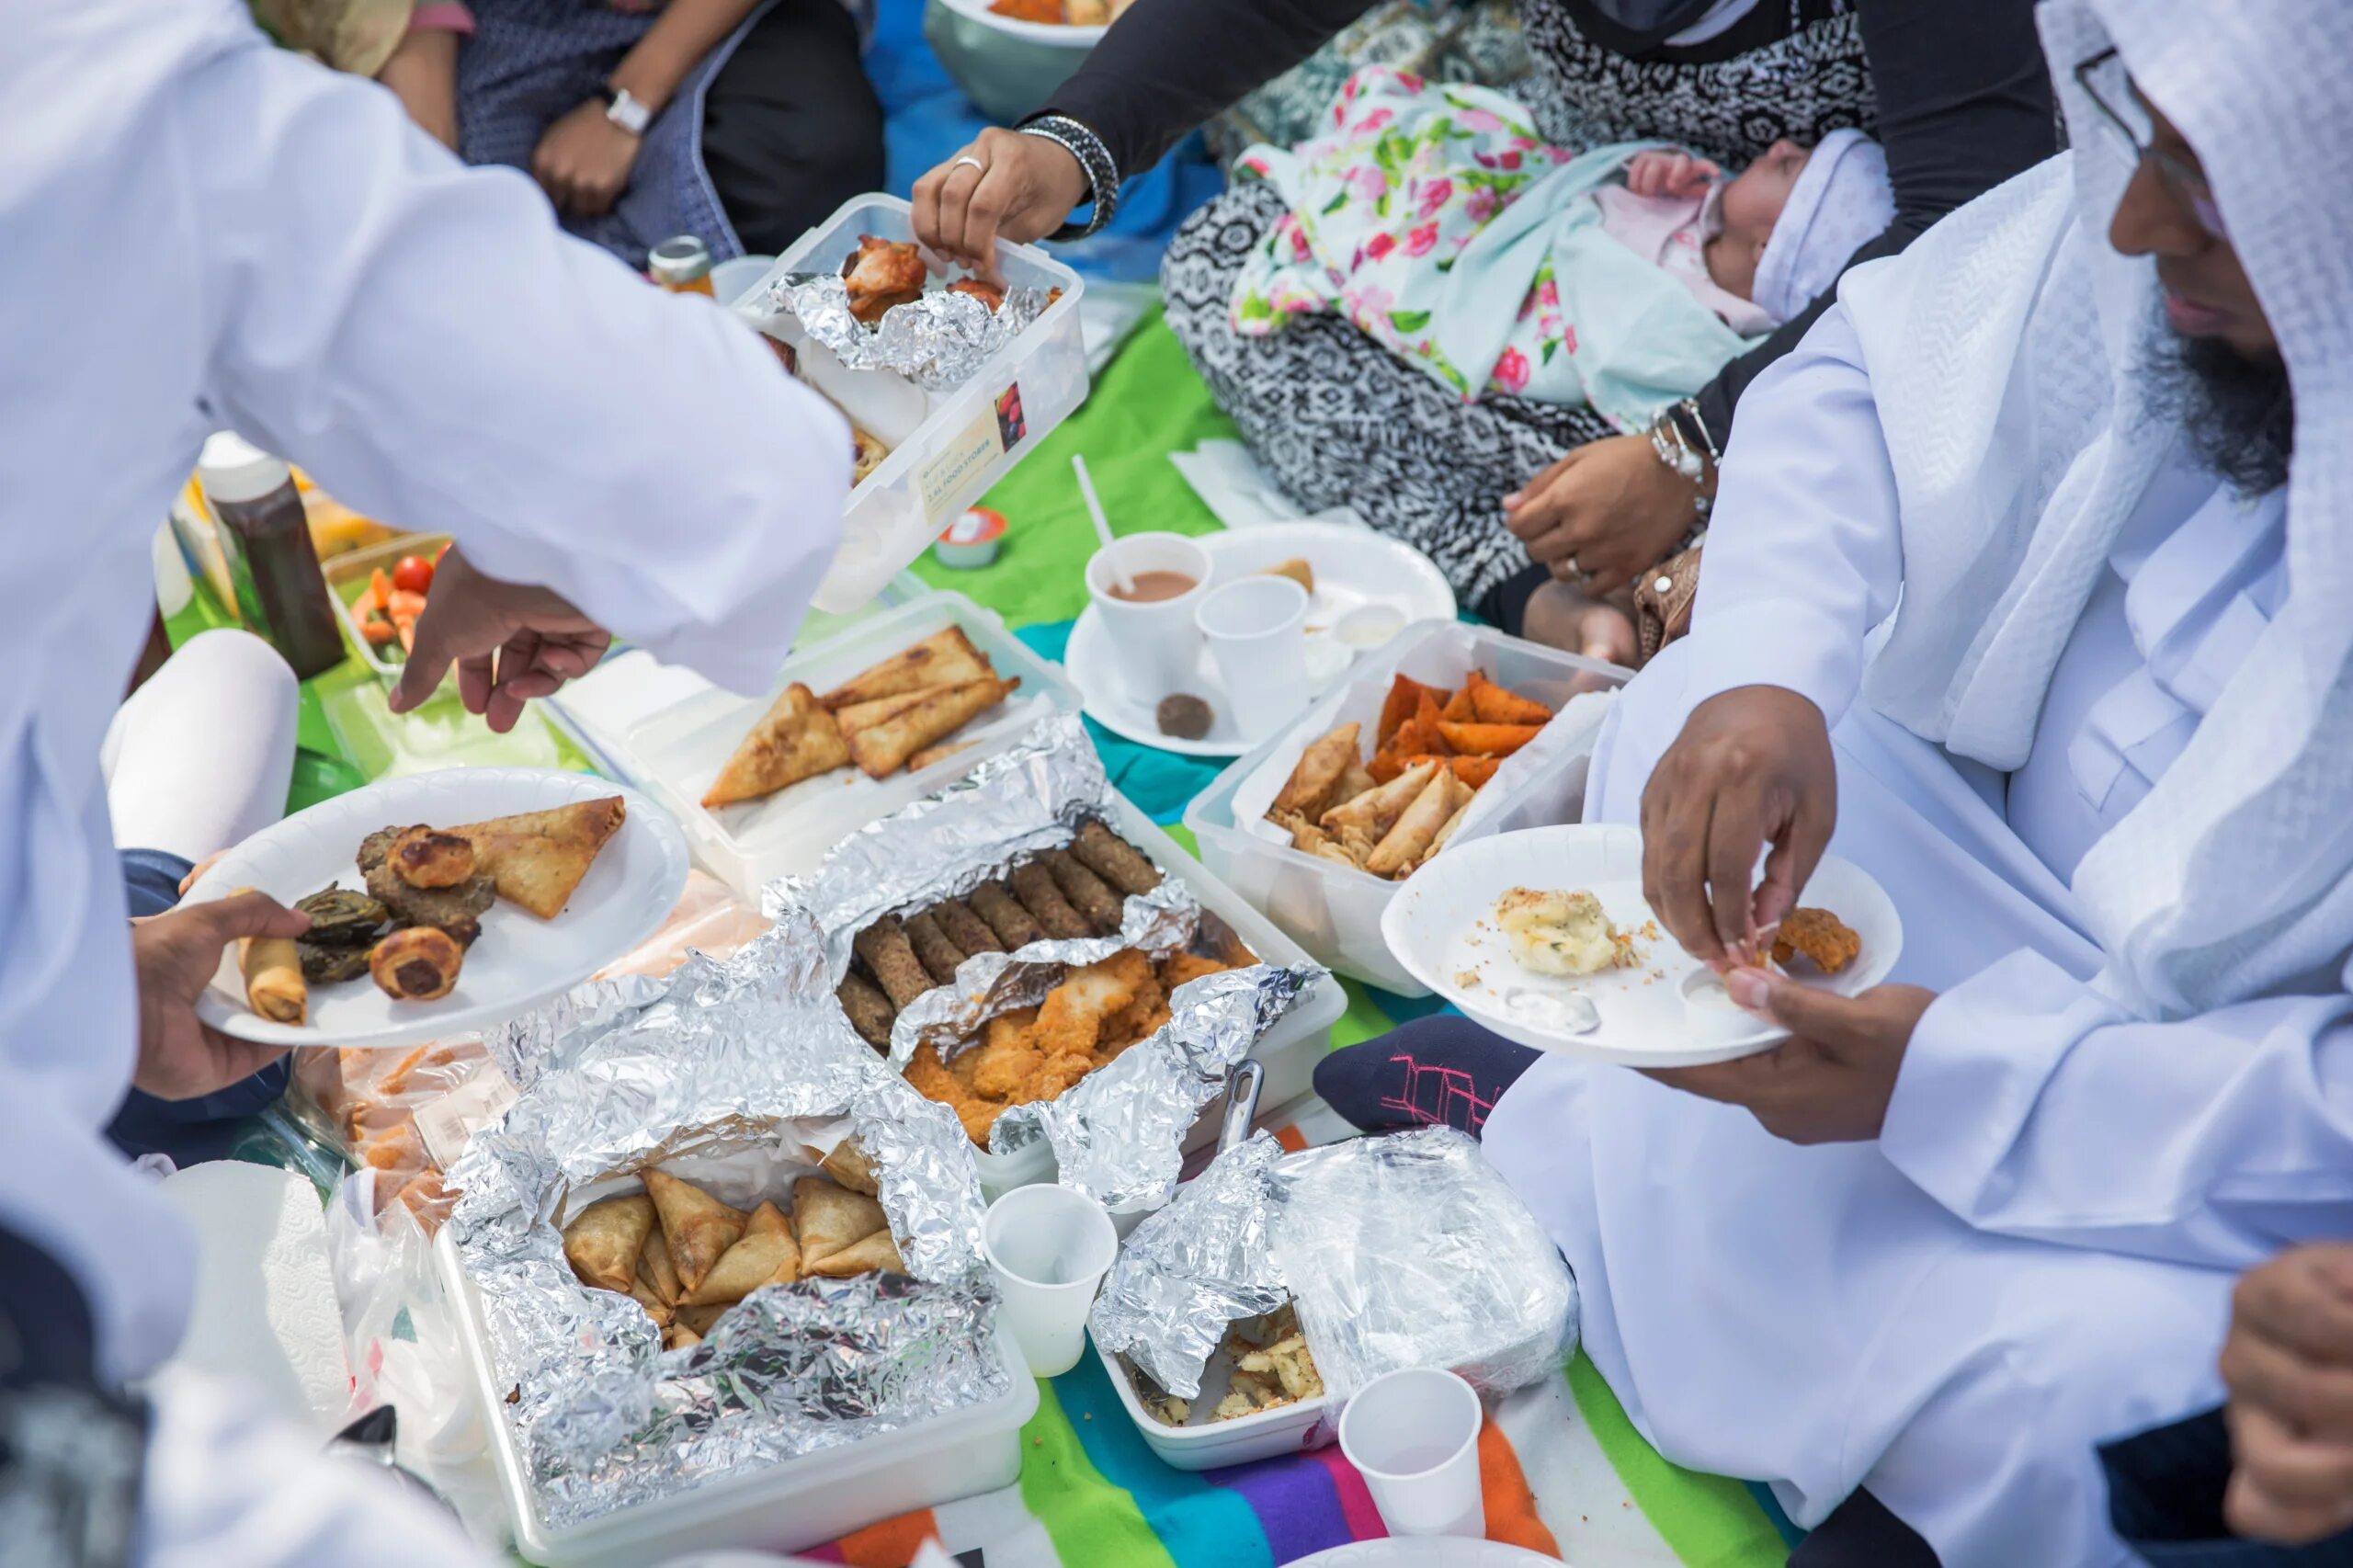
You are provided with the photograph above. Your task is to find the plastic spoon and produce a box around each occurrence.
[1074,454,1133,595]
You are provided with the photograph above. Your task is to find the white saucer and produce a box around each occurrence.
[1067,522,1456,757]
[1292,1542,1563,1567]
[1381,824,1904,1067]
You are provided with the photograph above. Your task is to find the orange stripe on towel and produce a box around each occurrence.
[1273,1124,1309,1153]
[837,1508,941,1566]
[1481,1415,1563,1558]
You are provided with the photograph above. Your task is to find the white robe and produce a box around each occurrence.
[1,0,848,1557]
[1483,302,2353,1566]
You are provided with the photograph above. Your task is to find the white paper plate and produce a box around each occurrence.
[1292,1541,1563,1567]
[1381,824,1903,1067]
[186,768,688,1050]
[1067,522,1456,757]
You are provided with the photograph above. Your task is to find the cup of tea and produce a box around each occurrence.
[1194,576,1309,740]
[1084,533,1212,699]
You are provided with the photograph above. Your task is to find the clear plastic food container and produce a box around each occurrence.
[437,1228,1038,1568]
[1183,621,1627,996]
[321,530,450,687]
[625,589,1082,905]
[962,790,1347,1200]
[748,195,1088,614]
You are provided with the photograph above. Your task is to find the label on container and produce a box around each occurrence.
[414,1071,520,1171]
[919,379,1027,522]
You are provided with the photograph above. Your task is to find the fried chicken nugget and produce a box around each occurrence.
[1771,907,1861,974]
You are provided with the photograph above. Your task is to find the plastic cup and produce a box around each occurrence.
[983,1185,1119,1377]
[1195,576,1309,741]
[1084,532,1212,701]
[1336,1367,1487,1539]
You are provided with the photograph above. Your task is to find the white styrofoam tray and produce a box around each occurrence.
[964,789,1347,1199]
[1184,620,1628,996]
[627,590,1080,905]
[745,194,1088,612]
[438,1225,1037,1568]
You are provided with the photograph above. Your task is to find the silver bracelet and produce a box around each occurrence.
[1648,403,1714,534]
[1017,115,1120,242]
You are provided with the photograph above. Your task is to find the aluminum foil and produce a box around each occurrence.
[762,272,1058,393]
[1093,1127,1580,1405]
[1088,1132,1289,1399]
[448,904,1008,1531]
[776,712,1323,1208]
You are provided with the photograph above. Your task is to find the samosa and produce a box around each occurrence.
[643,1169,745,1294]
[845,677,1020,778]
[701,683,851,807]
[681,1202,801,1305]
[562,1193,655,1294]
[819,626,994,710]
[791,1176,890,1267]
[448,795,626,919]
[639,1225,682,1306]
[804,1228,905,1278]
[1269,722,1359,820]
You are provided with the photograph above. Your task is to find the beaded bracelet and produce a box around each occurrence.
[1017,115,1121,242]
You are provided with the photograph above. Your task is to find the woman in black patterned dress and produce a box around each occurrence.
[914,0,2054,663]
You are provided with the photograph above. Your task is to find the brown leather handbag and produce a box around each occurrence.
[1632,544,1704,665]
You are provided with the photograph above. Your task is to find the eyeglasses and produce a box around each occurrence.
[2074,47,2227,240]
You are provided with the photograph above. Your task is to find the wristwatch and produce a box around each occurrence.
[600,84,652,136]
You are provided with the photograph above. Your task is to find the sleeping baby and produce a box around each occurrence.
[1230,66,1894,424]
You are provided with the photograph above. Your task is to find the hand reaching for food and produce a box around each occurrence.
[391,547,612,732]
[913,128,1093,271]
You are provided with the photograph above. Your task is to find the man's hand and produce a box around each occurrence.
[912,128,1092,274]
[391,548,611,732]
[531,100,642,218]
[1642,971,1933,1143]
[1641,685,1836,969]
[1503,435,1701,597]
[131,893,310,1100]
[1623,149,1720,199]
[2222,1246,2353,1544]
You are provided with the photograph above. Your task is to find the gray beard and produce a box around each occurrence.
[2142,324,2294,498]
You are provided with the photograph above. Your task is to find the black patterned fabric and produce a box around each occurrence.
[1161,0,1872,608]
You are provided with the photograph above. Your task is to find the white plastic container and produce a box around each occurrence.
[967,790,1347,1199]
[438,1227,1038,1568]
[627,590,1082,904]
[1183,622,1627,996]
[750,195,1087,613]
[1093,1320,1336,1472]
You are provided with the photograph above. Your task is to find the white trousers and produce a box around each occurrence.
[104,630,298,865]
[1481,643,2234,1567]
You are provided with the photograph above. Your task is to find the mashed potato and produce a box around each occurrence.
[1495,887,1631,977]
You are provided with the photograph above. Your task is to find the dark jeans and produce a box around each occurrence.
[2103,1408,2353,1566]
[107,848,290,1165]
[703,0,886,256]
[1320,1017,1941,1566]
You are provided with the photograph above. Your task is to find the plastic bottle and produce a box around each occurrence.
[197,432,346,680]
[647,235,715,295]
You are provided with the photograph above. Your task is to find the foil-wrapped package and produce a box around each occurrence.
[449,905,1008,1531]
[761,272,1058,393]
[1093,1126,1578,1405]
[776,713,1323,1209]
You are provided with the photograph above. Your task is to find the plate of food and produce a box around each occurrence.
[186,768,689,1050]
[1065,523,1456,758]
[1381,824,1903,1066]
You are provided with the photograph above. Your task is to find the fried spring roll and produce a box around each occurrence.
[852,916,935,1010]
[1041,849,1124,932]
[931,898,1004,956]
[902,911,968,984]
[1071,821,1163,896]
[968,881,1043,949]
[835,971,897,1048]
[234,886,307,1024]
[1010,861,1092,940]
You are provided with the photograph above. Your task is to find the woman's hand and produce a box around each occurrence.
[131,893,310,1100]
[1641,971,1935,1144]
[531,100,642,218]
[1641,685,1836,967]
[1503,434,1701,597]
[1624,149,1720,199]
[2222,1245,2353,1543]
[913,128,1092,272]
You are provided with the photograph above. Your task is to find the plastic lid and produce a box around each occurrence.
[197,431,292,505]
[941,507,1007,545]
[647,235,713,285]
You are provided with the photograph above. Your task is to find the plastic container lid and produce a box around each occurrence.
[648,235,714,286]
[197,431,292,506]
[934,507,1006,569]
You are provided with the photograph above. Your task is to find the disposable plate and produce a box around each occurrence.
[1381,824,1902,1067]
[186,768,688,1050]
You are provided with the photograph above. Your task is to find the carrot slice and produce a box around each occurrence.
[1376,675,1442,748]
[1465,669,1555,726]
[1436,722,1543,757]
[368,568,392,611]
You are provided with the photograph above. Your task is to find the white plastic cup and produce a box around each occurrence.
[1195,575,1310,741]
[1083,532,1212,700]
[982,1185,1119,1377]
[1337,1367,1487,1539]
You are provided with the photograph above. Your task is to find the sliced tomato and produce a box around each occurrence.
[392,554,434,595]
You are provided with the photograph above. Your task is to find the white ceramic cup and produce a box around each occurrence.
[1084,533,1213,700]
[1336,1367,1487,1539]
[982,1184,1120,1377]
[1194,575,1309,741]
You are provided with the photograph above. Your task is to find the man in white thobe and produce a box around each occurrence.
[1481,0,2353,1562]
[1,0,851,1560]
